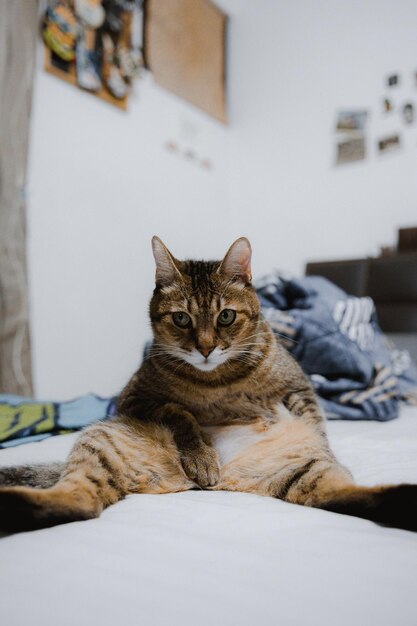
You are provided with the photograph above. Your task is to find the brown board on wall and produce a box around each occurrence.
[144,0,227,123]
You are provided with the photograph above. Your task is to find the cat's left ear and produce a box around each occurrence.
[218,237,252,283]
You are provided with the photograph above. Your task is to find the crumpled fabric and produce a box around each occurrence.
[0,394,117,448]
[256,273,417,421]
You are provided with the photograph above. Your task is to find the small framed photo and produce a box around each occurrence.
[335,110,368,133]
[377,134,401,155]
[402,103,414,125]
[336,137,366,165]
[383,98,393,113]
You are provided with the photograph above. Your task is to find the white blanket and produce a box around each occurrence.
[1,408,417,626]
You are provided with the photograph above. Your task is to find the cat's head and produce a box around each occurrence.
[149,237,261,373]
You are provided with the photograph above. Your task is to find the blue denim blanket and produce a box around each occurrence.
[256,273,417,421]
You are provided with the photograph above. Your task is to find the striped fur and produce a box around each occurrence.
[1,237,416,533]
[0,463,63,488]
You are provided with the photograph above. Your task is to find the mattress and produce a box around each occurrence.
[1,407,417,626]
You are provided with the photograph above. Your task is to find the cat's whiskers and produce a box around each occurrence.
[231,343,263,353]
[150,355,180,368]
[146,349,177,361]
[171,358,188,375]
[229,342,263,350]
[148,344,191,369]
[151,343,191,358]
[232,332,267,345]
[228,348,263,366]
[233,352,262,362]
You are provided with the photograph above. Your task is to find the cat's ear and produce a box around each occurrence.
[151,236,182,286]
[218,237,252,283]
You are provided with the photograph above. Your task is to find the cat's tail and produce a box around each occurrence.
[0,462,64,488]
[316,484,417,532]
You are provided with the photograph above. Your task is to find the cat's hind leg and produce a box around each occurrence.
[214,419,417,532]
[0,418,193,532]
[277,456,417,532]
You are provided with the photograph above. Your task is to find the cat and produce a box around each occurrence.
[0,236,416,532]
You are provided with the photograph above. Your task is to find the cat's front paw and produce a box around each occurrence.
[181,444,220,488]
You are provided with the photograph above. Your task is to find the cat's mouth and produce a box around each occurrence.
[177,347,230,372]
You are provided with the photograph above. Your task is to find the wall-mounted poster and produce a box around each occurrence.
[144,0,227,123]
[42,0,144,111]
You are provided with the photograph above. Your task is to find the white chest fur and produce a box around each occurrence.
[202,403,294,465]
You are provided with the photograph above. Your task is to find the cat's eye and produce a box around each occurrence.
[172,312,191,328]
[218,309,236,326]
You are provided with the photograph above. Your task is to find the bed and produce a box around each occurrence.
[1,407,417,626]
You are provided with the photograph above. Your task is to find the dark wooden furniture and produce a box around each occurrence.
[305,254,417,333]
[398,227,417,253]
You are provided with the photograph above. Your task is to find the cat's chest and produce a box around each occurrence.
[201,404,296,466]
[184,390,282,426]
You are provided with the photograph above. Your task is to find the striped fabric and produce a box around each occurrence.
[332,297,375,350]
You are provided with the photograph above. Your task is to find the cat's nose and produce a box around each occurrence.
[198,346,215,359]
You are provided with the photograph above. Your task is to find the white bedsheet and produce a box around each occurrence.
[1,408,417,626]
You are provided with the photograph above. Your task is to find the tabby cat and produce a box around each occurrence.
[1,237,416,532]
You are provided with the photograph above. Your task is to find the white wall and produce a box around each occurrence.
[27,0,417,399]
[227,0,417,276]
[27,63,233,399]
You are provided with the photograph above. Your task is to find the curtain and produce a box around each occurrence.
[0,1,38,395]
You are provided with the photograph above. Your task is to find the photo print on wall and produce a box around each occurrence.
[387,73,400,87]
[383,98,393,113]
[336,110,368,133]
[336,137,366,165]
[377,134,401,155]
[335,109,368,165]
[402,102,414,125]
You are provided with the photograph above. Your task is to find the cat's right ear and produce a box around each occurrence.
[151,236,183,287]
